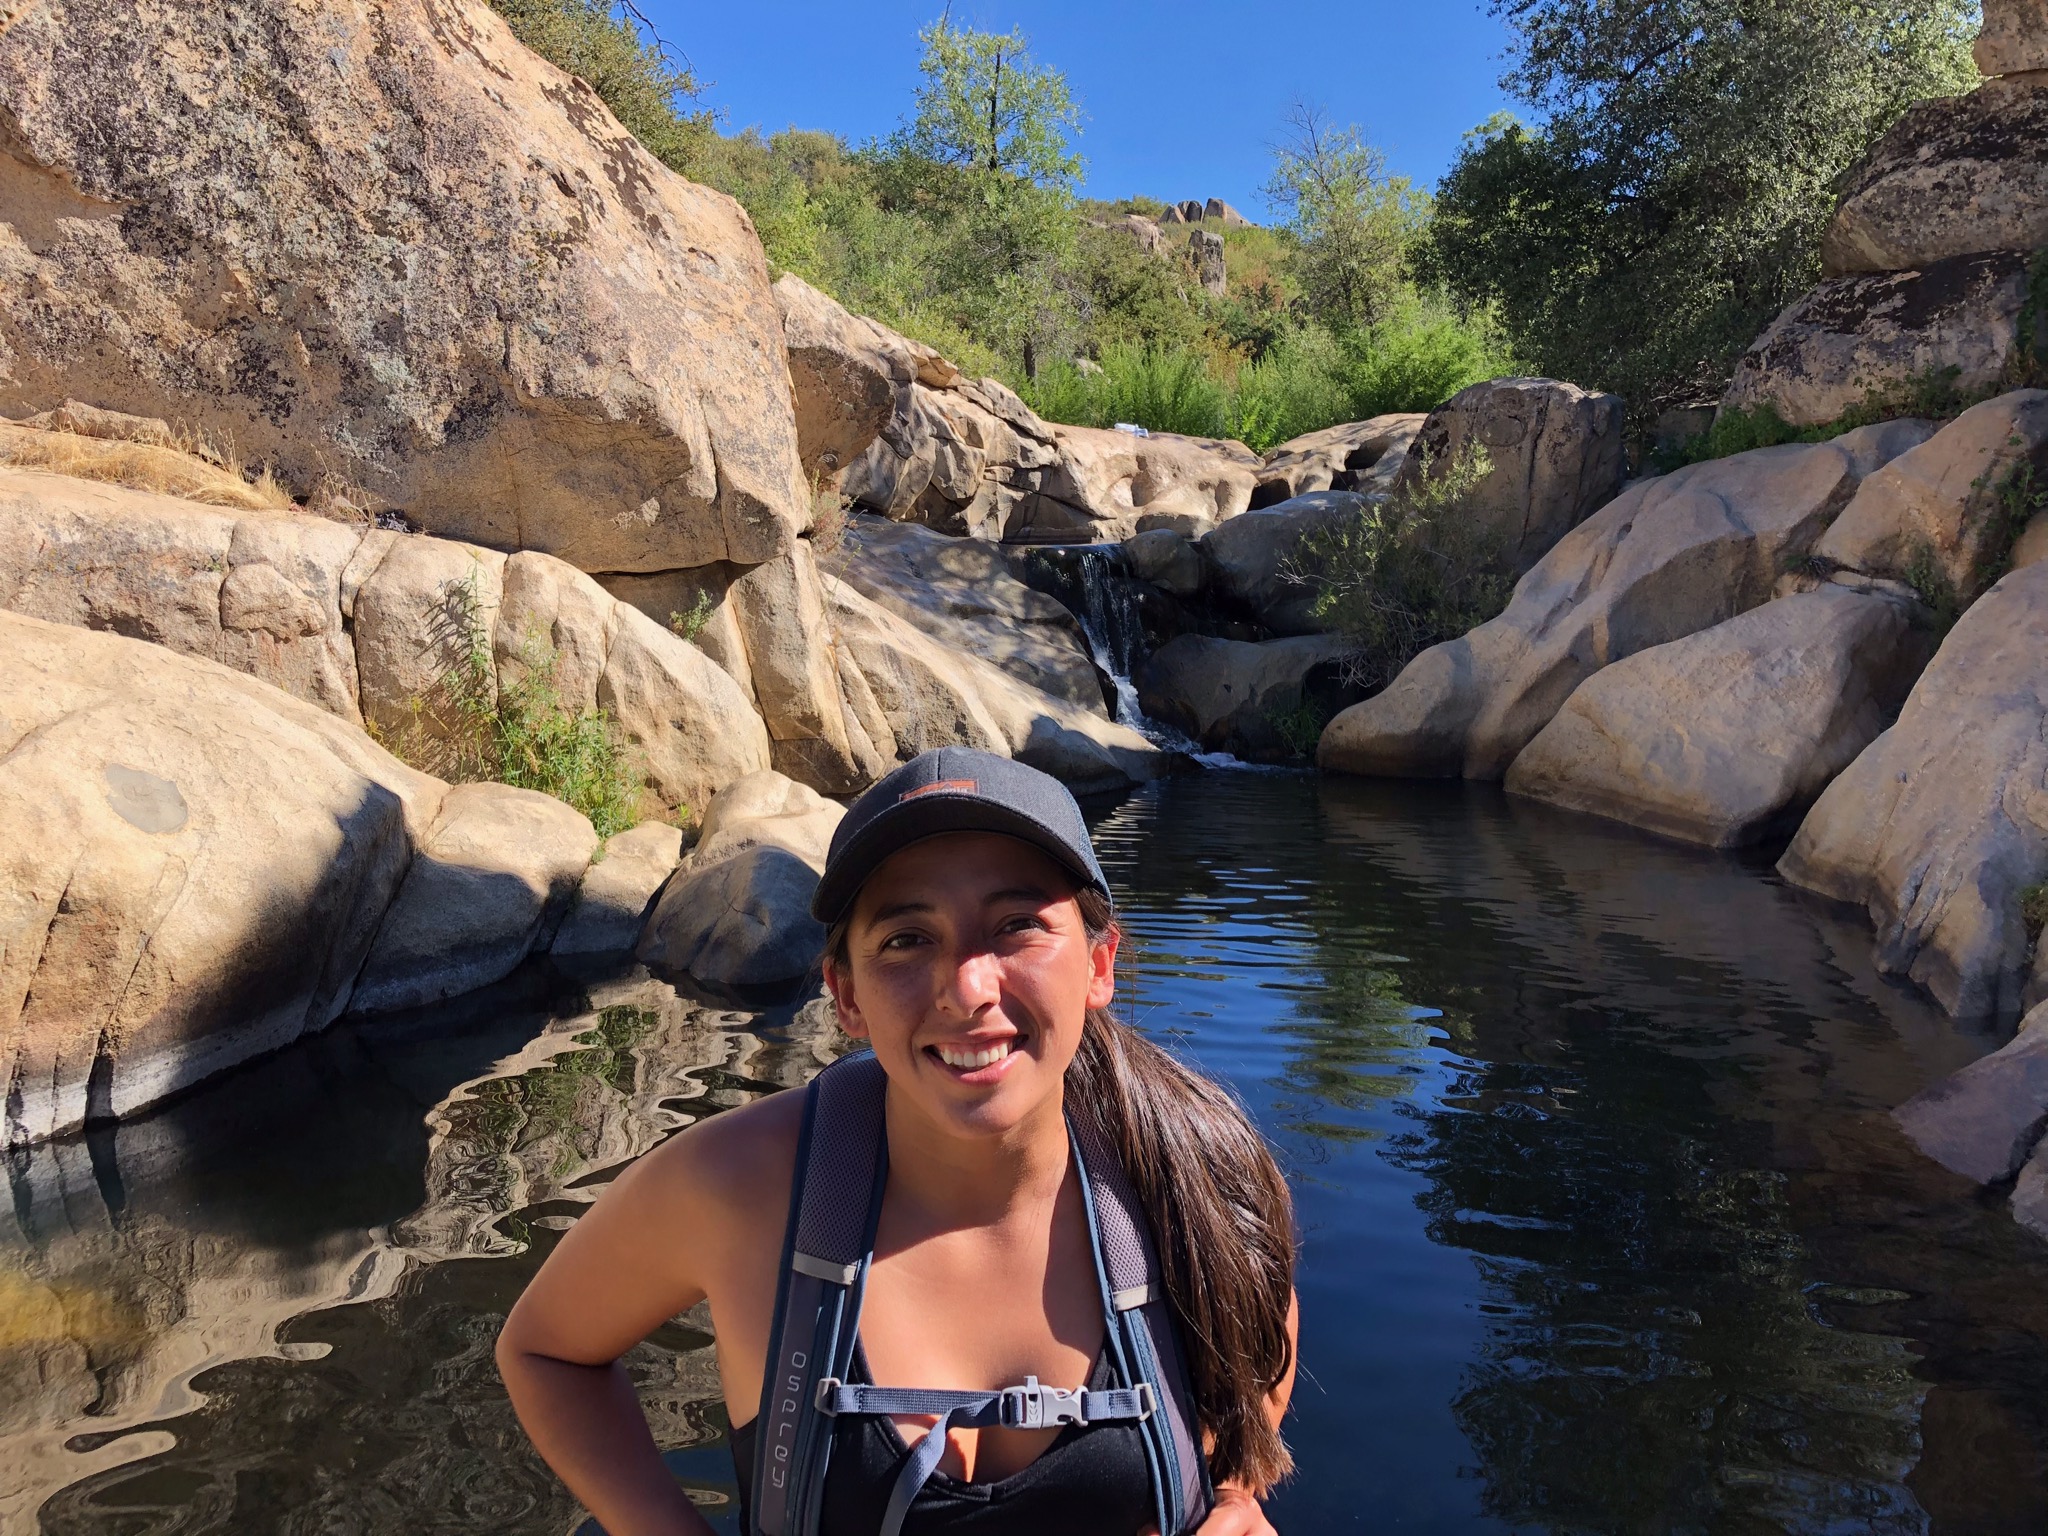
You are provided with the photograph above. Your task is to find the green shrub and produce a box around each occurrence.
[668,592,715,642]
[1092,342,1232,438]
[1901,538,1962,635]
[1265,697,1330,759]
[1656,367,1985,472]
[2022,882,2048,943]
[1294,442,1511,689]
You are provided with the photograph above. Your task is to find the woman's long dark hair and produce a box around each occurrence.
[823,884,1296,1491]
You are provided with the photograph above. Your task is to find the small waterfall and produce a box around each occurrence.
[1009,544,1174,739]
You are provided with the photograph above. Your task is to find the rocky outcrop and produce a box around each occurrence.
[727,545,877,793]
[1204,199,1253,229]
[1201,490,1368,634]
[820,515,1105,712]
[818,572,1170,795]
[1815,390,2048,603]
[1027,424,1257,542]
[841,371,1064,539]
[1895,998,2048,1239]
[349,784,596,1016]
[1122,527,1207,599]
[0,610,445,1142]
[1977,0,2048,75]
[1723,252,2035,428]
[1190,229,1227,296]
[0,0,808,574]
[1781,559,2048,1021]
[1319,420,1934,779]
[1253,414,1424,508]
[0,466,773,817]
[1821,79,2048,278]
[1504,586,1931,847]
[1400,378,1627,571]
[1138,634,1361,761]
[551,822,685,959]
[637,771,841,989]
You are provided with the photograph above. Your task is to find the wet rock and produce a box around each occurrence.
[1721,251,2034,429]
[1253,414,1425,508]
[1895,1001,2048,1184]
[351,784,596,1016]
[820,515,1105,712]
[1200,490,1368,635]
[637,771,842,989]
[1822,80,2048,277]
[1505,587,1932,847]
[1122,528,1206,599]
[1815,390,2048,604]
[0,0,808,573]
[551,822,685,958]
[1780,559,2048,1021]
[1319,420,1935,780]
[0,610,441,1141]
[1138,634,1361,760]
[1400,378,1627,571]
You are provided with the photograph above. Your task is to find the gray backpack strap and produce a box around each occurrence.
[750,1052,889,1536]
[1070,1110,1213,1536]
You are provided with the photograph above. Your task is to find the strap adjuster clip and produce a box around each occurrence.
[999,1376,1087,1429]
[1133,1381,1157,1421]
[814,1376,843,1414]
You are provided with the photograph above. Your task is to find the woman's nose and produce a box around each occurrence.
[937,948,1002,1013]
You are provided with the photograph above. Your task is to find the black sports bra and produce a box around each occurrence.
[728,1341,1154,1535]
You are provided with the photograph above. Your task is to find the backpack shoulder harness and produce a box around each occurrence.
[749,1051,1212,1536]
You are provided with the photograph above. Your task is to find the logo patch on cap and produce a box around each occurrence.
[899,778,978,802]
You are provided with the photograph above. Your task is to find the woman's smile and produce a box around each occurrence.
[928,1031,1024,1080]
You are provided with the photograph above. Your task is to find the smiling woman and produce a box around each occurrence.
[496,748,1300,1536]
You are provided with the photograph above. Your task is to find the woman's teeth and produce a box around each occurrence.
[936,1041,1012,1070]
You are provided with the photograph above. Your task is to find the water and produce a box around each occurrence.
[6,774,2048,1534]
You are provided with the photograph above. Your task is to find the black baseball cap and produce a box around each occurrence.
[811,747,1112,925]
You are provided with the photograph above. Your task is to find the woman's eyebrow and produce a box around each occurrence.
[985,885,1056,906]
[867,898,933,922]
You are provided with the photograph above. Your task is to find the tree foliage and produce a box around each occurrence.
[1265,104,1432,332]
[486,0,712,171]
[1425,0,1980,418]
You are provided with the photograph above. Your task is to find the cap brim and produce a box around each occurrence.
[810,795,1104,924]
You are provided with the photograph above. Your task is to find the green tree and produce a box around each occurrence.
[1425,0,1980,419]
[1264,104,1432,332]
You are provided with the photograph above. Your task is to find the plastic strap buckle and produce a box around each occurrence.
[814,1376,843,1414]
[999,1376,1088,1429]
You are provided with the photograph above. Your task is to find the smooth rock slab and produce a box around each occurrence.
[551,821,685,959]
[1894,1001,2048,1185]
[1320,420,1934,781]
[1505,587,1931,848]
[351,783,596,1015]
[1780,559,2048,1021]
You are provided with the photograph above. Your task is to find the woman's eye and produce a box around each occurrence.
[999,914,1048,935]
[878,931,927,951]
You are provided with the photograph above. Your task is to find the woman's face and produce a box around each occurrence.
[824,831,1117,1140]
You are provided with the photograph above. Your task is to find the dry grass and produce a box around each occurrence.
[0,418,294,511]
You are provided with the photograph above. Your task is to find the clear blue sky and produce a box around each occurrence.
[641,1,1520,216]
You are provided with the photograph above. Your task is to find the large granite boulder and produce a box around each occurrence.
[1821,79,2048,277]
[727,545,879,793]
[0,0,807,573]
[1895,1000,2048,1186]
[637,770,842,989]
[1253,414,1424,508]
[1023,424,1258,543]
[551,821,685,959]
[349,783,596,1015]
[1138,634,1361,761]
[820,515,1106,712]
[0,468,773,817]
[817,572,1169,795]
[1815,390,2048,604]
[841,373,1063,539]
[1976,0,2048,80]
[1721,251,2035,428]
[1319,420,1935,779]
[0,610,442,1142]
[1504,586,1931,847]
[1400,378,1626,571]
[1780,559,2048,1021]
[1200,490,1369,634]
[1122,527,1206,599]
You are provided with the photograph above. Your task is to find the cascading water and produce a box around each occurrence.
[1008,543,1191,747]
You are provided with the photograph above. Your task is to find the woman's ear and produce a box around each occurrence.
[1085,924,1119,1011]
[822,953,870,1040]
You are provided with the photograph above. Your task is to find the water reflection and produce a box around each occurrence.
[2,774,2045,1533]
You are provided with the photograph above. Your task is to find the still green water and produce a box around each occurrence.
[4,774,2045,1533]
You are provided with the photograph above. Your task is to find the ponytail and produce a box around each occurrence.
[1068,886,1296,1491]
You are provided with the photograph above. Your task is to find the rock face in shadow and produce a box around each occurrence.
[1505,586,1932,848]
[552,822,684,959]
[1821,79,2048,278]
[1722,254,2034,429]
[1780,560,2048,1022]
[0,610,446,1141]
[1319,420,1934,781]
[1200,490,1368,635]
[820,515,1106,712]
[1896,1001,2048,1187]
[1400,378,1627,572]
[1815,390,2048,605]
[1138,633,1361,761]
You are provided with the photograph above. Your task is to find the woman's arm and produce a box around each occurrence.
[496,1124,746,1536]
[1197,1287,1301,1536]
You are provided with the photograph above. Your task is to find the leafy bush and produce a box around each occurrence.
[383,570,641,838]
[1293,443,1512,689]
[2023,882,2048,943]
